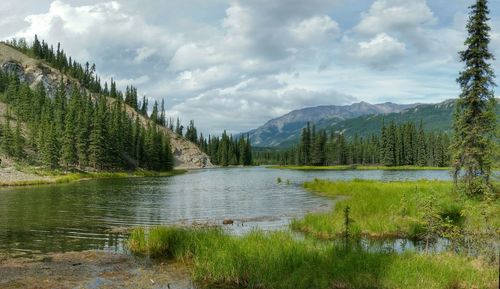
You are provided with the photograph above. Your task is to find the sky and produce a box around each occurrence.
[1,0,499,134]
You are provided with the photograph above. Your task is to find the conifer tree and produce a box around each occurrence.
[452,0,497,196]
[160,98,166,126]
[61,88,78,167]
[12,118,24,159]
[150,101,159,124]
[417,121,427,166]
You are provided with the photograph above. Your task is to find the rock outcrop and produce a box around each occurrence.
[0,42,213,169]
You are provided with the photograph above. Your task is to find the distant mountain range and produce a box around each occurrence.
[244,99,496,148]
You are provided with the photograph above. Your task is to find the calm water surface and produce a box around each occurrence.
[0,167,451,256]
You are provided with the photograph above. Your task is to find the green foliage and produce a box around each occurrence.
[128,226,498,289]
[254,121,451,167]
[203,131,252,166]
[293,179,499,263]
[293,179,499,240]
[0,64,174,172]
[452,0,497,197]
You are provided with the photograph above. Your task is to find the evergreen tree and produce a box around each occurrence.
[160,98,166,126]
[1,118,13,156]
[12,118,24,159]
[185,120,198,143]
[452,0,497,196]
[60,88,78,167]
[150,101,159,124]
[417,121,427,166]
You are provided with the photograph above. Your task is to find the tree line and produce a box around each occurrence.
[200,131,252,166]
[5,35,168,120]
[254,121,451,167]
[162,116,253,167]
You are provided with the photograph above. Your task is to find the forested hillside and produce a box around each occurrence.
[0,37,211,170]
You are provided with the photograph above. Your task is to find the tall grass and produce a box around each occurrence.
[128,226,498,289]
[292,179,499,240]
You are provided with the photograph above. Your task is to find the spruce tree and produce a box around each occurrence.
[452,0,497,196]
[12,118,24,159]
[417,121,427,166]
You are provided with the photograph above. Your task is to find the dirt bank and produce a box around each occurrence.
[0,251,193,289]
[0,167,53,186]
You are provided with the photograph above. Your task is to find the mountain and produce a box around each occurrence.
[0,42,212,169]
[247,99,500,148]
[245,102,419,147]
[322,100,457,137]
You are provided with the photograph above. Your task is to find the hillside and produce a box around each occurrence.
[244,102,418,147]
[319,100,457,137]
[0,42,212,169]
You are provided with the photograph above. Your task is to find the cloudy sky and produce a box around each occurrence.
[1,0,499,134]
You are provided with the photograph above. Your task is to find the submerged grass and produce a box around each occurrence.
[128,226,498,289]
[291,179,499,239]
[268,165,450,171]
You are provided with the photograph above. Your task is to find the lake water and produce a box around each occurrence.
[0,167,452,256]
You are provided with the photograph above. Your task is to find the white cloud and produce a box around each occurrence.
[169,78,356,133]
[289,15,340,43]
[13,0,181,75]
[354,33,407,68]
[355,0,436,35]
[2,0,496,134]
[134,46,156,64]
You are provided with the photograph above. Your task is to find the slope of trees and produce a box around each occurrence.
[0,39,175,171]
[254,121,451,167]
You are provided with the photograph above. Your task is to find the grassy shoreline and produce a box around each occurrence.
[125,178,499,288]
[267,165,451,171]
[128,227,498,289]
[0,169,187,187]
[292,179,499,239]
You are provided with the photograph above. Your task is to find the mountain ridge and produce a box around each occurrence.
[244,101,421,147]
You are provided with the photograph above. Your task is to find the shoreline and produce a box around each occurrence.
[0,250,192,289]
[0,167,187,187]
[267,165,451,171]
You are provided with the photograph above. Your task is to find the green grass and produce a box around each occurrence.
[128,226,498,289]
[0,169,187,187]
[268,165,450,171]
[291,179,499,239]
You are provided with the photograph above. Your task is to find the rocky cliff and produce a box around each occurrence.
[0,42,213,169]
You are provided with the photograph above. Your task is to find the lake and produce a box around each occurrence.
[0,167,451,256]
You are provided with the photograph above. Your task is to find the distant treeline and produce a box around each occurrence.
[254,121,451,167]
[167,118,253,166]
